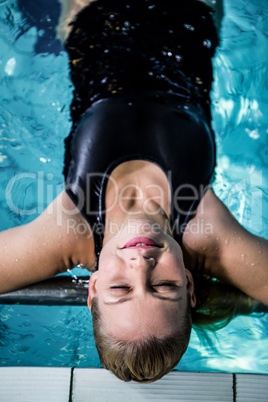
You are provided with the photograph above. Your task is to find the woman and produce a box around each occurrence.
[0,0,267,383]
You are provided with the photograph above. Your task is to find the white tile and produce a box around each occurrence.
[0,367,71,402]
[72,369,233,401]
[236,374,268,401]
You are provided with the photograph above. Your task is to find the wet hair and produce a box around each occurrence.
[91,296,192,383]
[191,273,260,331]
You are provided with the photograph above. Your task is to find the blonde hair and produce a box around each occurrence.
[91,277,261,382]
[91,297,192,383]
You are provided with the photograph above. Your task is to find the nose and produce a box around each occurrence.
[128,254,156,269]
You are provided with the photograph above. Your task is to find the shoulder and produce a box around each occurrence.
[181,188,229,274]
[38,191,96,272]
[182,188,268,305]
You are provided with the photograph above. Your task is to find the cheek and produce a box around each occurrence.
[162,252,184,272]
[158,255,186,283]
[98,251,125,283]
[167,241,185,268]
[98,245,115,272]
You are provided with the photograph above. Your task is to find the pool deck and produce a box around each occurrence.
[0,368,267,401]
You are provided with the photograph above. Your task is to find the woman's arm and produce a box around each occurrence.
[0,191,95,294]
[182,189,268,305]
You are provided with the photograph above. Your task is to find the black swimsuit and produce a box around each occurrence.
[64,0,218,263]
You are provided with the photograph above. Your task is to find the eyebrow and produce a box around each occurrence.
[103,294,183,306]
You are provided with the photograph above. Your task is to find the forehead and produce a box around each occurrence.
[100,296,183,341]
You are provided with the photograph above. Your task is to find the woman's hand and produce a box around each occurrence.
[182,188,268,305]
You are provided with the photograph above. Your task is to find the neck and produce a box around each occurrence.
[103,160,172,244]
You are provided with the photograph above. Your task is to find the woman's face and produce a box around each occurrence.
[88,219,196,341]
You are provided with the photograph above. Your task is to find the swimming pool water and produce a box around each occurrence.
[0,0,267,373]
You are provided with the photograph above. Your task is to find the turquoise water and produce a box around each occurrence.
[0,0,267,372]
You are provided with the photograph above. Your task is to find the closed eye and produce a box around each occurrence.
[109,286,131,294]
[153,282,177,287]
[153,283,178,291]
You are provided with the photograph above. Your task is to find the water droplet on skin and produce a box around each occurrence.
[241,254,245,260]
[251,263,255,267]
[225,239,229,245]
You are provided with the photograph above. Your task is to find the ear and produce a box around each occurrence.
[185,269,196,308]
[87,271,98,311]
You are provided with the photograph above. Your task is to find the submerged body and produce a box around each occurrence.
[64,0,218,262]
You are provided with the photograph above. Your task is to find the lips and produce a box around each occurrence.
[122,237,161,249]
